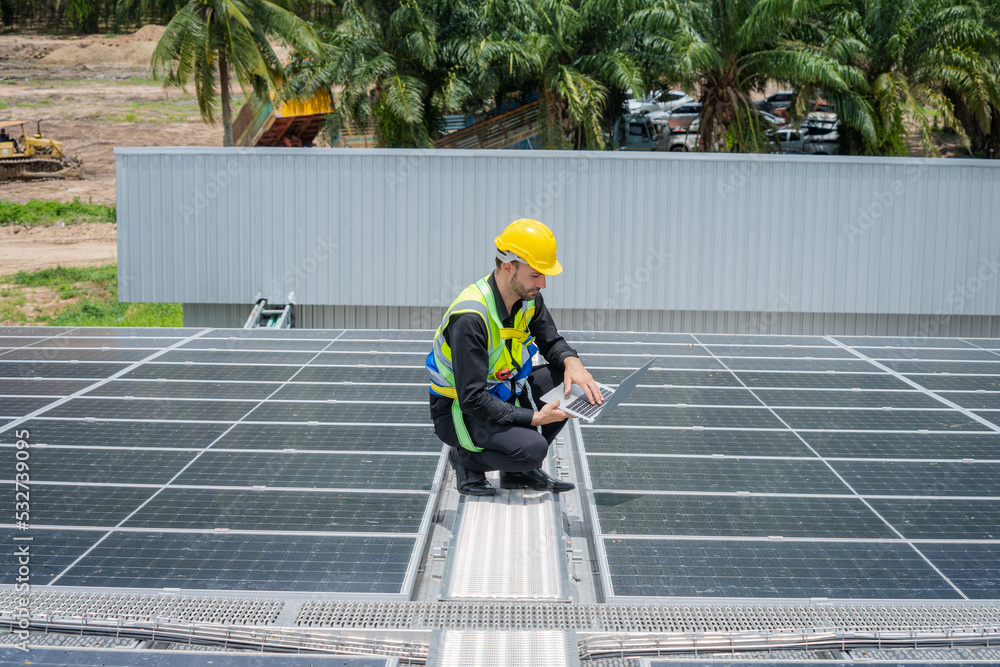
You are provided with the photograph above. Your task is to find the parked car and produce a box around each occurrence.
[756,92,833,120]
[776,112,841,154]
[648,102,702,131]
[627,89,695,115]
[756,91,794,114]
[757,109,787,127]
[613,114,670,150]
[667,118,700,151]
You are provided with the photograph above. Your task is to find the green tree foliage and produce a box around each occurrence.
[822,0,999,155]
[151,0,322,146]
[942,0,1000,157]
[9,0,1000,156]
[479,0,649,149]
[287,0,490,147]
[631,0,874,152]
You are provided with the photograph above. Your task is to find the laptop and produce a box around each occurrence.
[540,358,655,423]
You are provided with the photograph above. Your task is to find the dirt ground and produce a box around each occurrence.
[0,222,117,274]
[0,29,220,274]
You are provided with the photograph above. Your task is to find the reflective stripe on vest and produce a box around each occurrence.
[426,276,538,451]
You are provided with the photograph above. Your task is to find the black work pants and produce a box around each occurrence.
[431,364,568,473]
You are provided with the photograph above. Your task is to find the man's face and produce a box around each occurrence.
[509,262,546,301]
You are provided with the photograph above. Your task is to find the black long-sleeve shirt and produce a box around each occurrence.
[429,273,578,426]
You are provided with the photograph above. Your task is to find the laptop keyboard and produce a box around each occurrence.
[565,386,614,419]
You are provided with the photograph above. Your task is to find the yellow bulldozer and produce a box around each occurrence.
[0,120,83,180]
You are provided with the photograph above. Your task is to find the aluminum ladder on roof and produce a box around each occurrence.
[243,293,295,329]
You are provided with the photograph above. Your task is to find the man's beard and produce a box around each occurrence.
[509,267,539,301]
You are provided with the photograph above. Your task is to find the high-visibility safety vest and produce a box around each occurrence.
[426,276,538,451]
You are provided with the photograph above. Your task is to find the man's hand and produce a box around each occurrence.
[563,356,601,405]
[531,399,571,426]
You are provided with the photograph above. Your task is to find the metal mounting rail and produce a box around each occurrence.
[4,615,1000,663]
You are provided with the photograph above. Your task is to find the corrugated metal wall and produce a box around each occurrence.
[120,148,1000,335]
[184,303,1000,337]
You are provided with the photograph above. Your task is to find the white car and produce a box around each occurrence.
[627,89,694,115]
[776,113,841,154]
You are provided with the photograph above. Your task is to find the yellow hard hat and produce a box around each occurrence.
[495,218,563,276]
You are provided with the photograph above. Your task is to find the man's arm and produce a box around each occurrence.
[448,313,535,426]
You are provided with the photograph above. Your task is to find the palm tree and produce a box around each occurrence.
[633,0,874,152]
[823,0,998,156]
[287,0,487,147]
[481,0,648,149]
[151,0,322,146]
[943,0,1000,158]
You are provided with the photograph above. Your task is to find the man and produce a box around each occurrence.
[426,218,602,495]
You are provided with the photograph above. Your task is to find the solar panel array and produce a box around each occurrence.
[0,327,441,596]
[3,326,999,609]
[572,332,1000,601]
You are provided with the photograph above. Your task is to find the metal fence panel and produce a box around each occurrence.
[118,148,1000,328]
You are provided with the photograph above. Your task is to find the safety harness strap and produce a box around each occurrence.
[451,399,484,452]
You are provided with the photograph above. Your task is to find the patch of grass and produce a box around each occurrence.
[0,198,115,226]
[114,76,160,86]
[47,298,183,327]
[17,99,53,108]
[123,111,138,122]
[0,263,182,327]
[0,295,27,324]
[0,102,7,110]
[11,264,117,287]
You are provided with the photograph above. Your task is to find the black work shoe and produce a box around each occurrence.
[448,448,496,496]
[499,467,575,493]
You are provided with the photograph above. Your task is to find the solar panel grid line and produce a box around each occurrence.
[614,403,958,412]
[2,525,426,537]
[568,417,617,598]
[55,395,427,406]
[583,452,1000,464]
[5,481,436,494]
[583,488,1000,502]
[13,416,433,427]
[577,424,993,433]
[824,337,1000,434]
[267,399,427,405]
[45,329,353,586]
[586,488,859,498]
[0,329,217,436]
[961,339,1000,359]
[0,328,76,353]
[688,334,971,601]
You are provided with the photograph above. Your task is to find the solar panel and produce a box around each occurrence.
[574,333,1000,602]
[603,539,959,599]
[3,326,998,660]
[0,327,442,598]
